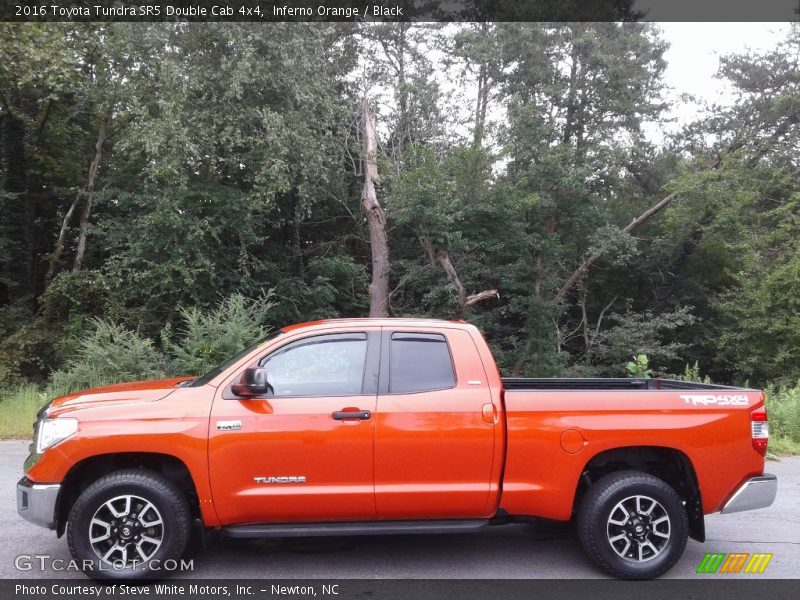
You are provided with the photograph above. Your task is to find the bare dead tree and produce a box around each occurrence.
[47,114,111,282]
[72,115,111,273]
[360,99,390,317]
[434,250,498,319]
[45,195,80,284]
[420,237,497,319]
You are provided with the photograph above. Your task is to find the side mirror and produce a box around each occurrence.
[231,367,271,397]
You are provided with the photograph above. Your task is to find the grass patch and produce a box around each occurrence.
[0,384,47,439]
[764,383,800,457]
[767,436,800,460]
[0,374,116,439]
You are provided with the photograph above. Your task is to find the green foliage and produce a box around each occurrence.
[713,193,800,384]
[165,293,275,376]
[94,186,269,334]
[50,319,169,393]
[593,306,696,376]
[626,354,652,378]
[764,383,800,447]
[587,227,639,268]
[679,361,712,384]
[48,293,277,392]
[767,437,800,458]
[0,322,67,386]
[0,23,799,453]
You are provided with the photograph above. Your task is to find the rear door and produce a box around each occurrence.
[374,326,497,519]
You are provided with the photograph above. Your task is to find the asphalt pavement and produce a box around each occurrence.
[2,440,797,580]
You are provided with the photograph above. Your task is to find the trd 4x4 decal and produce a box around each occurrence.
[680,394,750,406]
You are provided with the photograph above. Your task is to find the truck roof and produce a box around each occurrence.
[280,317,467,334]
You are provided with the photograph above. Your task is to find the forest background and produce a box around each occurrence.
[1,21,799,452]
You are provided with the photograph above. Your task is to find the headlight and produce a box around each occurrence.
[35,418,78,454]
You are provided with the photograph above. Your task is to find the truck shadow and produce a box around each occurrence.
[214,519,578,556]
[187,521,596,578]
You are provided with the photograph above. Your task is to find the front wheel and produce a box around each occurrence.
[67,469,191,580]
[577,470,688,579]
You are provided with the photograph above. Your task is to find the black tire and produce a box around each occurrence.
[577,470,688,579]
[67,469,191,580]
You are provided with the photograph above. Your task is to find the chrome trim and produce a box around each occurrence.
[721,474,777,514]
[17,477,60,529]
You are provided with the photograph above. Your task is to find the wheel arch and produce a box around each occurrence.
[56,452,201,538]
[574,445,704,542]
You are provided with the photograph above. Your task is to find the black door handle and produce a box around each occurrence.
[332,410,371,421]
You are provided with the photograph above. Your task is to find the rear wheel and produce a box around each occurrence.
[577,470,688,579]
[67,469,191,580]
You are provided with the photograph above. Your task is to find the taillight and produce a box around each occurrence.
[751,405,769,455]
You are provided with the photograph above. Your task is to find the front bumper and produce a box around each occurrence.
[17,477,60,529]
[721,473,778,514]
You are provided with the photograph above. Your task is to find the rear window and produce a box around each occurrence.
[389,332,456,393]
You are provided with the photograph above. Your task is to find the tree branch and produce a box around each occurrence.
[553,191,680,303]
[465,289,499,308]
[431,248,497,319]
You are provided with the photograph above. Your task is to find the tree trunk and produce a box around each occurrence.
[472,24,491,149]
[72,196,93,273]
[394,24,409,160]
[72,115,110,274]
[563,35,580,145]
[45,195,80,285]
[360,99,390,317]
[473,62,487,148]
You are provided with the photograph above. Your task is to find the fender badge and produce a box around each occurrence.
[254,476,307,484]
[216,420,242,431]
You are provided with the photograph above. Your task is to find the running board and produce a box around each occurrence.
[221,519,489,539]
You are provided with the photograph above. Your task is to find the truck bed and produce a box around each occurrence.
[501,377,742,391]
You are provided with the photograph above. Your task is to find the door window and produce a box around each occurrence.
[389,332,456,393]
[260,333,368,397]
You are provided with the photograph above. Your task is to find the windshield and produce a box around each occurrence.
[185,333,282,387]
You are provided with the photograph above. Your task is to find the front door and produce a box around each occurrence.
[209,330,379,525]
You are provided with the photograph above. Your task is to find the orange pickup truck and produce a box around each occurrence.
[18,318,777,580]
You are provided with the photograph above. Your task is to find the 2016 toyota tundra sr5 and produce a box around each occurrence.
[17,318,778,579]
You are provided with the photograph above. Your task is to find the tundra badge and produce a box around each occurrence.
[254,476,307,484]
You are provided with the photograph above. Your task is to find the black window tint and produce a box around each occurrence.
[389,332,456,393]
[261,333,368,397]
